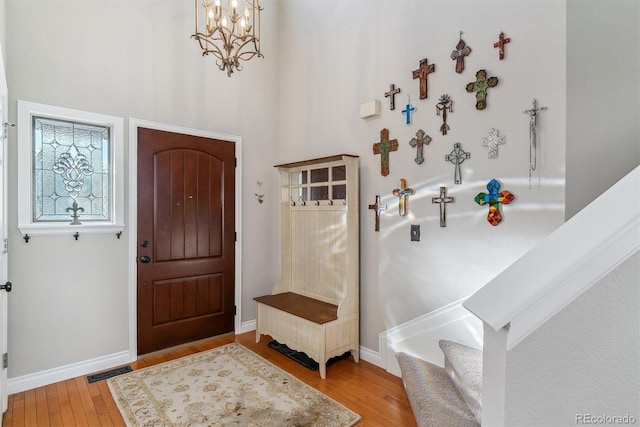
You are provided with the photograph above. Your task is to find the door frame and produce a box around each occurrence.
[128,118,242,359]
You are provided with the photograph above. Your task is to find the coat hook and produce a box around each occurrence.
[73,232,80,240]
[116,231,122,239]
[314,200,320,206]
[23,234,30,243]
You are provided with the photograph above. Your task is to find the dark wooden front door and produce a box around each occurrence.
[137,127,235,355]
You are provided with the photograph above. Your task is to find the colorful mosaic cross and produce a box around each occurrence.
[445,143,471,184]
[412,58,435,100]
[372,128,399,177]
[368,195,387,232]
[432,186,455,227]
[475,179,515,226]
[392,178,415,217]
[482,128,506,159]
[409,129,432,165]
[493,31,511,60]
[451,32,471,74]
[466,69,499,110]
[436,94,453,135]
[384,83,401,110]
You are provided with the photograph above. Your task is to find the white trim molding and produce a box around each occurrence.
[127,119,243,358]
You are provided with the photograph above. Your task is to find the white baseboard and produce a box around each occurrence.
[8,350,132,395]
[239,319,257,334]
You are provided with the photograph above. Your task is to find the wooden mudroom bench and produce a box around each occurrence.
[254,155,360,379]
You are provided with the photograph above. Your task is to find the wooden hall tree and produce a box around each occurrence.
[255,154,360,379]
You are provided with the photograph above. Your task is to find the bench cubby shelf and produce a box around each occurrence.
[255,154,360,378]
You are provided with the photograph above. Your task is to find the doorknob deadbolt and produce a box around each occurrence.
[140,240,150,248]
[1,281,11,292]
[139,255,151,263]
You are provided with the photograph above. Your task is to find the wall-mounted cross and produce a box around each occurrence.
[431,186,455,227]
[466,69,499,110]
[412,58,435,100]
[482,128,506,159]
[436,94,453,135]
[368,195,387,232]
[475,179,514,226]
[409,129,431,165]
[392,178,415,217]
[493,31,511,60]
[445,143,471,184]
[372,128,399,177]
[402,101,416,125]
[384,84,401,110]
[451,32,471,74]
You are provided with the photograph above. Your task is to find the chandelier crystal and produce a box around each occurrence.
[191,0,263,77]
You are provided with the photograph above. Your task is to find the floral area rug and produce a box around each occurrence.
[107,343,361,426]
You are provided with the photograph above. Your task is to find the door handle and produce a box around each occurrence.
[139,256,151,263]
[0,281,11,292]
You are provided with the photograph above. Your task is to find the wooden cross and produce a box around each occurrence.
[409,129,431,165]
[402,102,416,125]
[466,69,499,110]
[431,186,455,227]
[475,179,514,226]
[392,178,415,217]
[384,84,401,110]
[493,31,511,60]
[412,58,435,100]
[368,195,387,232]
[445,143,470,185]
[436,94,453,135]
[372,128,399,177]
[451,32,471,74]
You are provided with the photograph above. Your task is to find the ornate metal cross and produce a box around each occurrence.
[451,32,471,74]
[493,31,511,60]
[482,128,506,159]
[384,83,401,110]
[409,129,431,165]
[392,178,415,217]
[436,94,453,135]
[402,101,416,125]
[445,143,471,184]
[368,195,387,232]
[466,69,499,110]
[412,58,435,100]
[432,186,455,227]
[475,179,515,226]
[372,128,399,177]
[524,99,547,187]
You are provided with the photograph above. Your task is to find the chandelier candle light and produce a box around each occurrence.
[192,0,262,76]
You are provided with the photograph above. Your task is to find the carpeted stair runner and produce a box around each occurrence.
[397,340,483,427]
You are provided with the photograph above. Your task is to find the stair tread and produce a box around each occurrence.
[439,340,483,423]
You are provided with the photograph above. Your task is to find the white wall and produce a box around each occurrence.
[5,0,281,378]
[504,252,640,426]
[276,0,566,348]
[566,0,640,219]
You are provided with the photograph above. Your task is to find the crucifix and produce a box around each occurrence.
[409,129,431,165]
[524,99,547,187]
[384,84,401,110]
[368,195,387,232]
[412,58,435,100]
[451,32,471,74]
[402,97,416,125]
[372,128,399,177]
[482,128,506,159]
[432,186,455,227]
[445,143,471,185]
[466,69,499,110]
[493,31,511,60]
[392,178,415,217]
[436,94,453,135]
[475,179,515,226]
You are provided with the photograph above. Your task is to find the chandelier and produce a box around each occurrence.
[191,0,263,77]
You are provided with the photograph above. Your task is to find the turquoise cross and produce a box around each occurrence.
[402,103,415,125]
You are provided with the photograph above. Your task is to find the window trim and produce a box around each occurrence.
[17,100,124,236]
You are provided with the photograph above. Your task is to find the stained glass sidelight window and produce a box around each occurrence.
[33,117,111,224]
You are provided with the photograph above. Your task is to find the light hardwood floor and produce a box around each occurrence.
[2,331,417,427]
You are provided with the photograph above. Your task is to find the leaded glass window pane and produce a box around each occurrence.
[32,116,111,223]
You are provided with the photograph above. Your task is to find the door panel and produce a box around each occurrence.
[137,128,235,355]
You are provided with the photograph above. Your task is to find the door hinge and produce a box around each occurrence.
[2,353,8,369]
[234,305,237,315]
[234,232,237,242]
[3,238,7,254]
[234,157,237,168]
